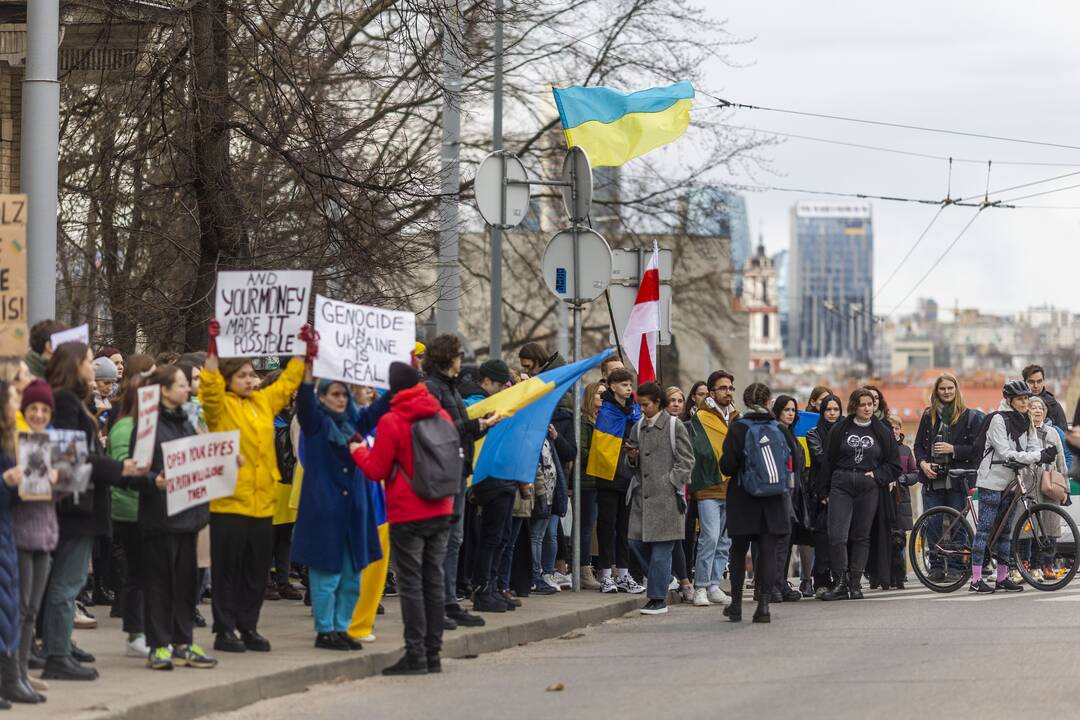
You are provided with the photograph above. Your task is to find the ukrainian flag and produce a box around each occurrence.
[792,411,819,469]
[552,81,694,167]
[586,396,641,481]
[467,349,613,484]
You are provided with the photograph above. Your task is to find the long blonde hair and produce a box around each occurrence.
[583,381,606,421]
[929,372,967,426]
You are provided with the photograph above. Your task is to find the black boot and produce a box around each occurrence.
[381,653,428,676]
[0,655,40,704]
[820,573,850,601]
[40,655,98,681]
[753,594,771,623]
[723,584,743,622]
[471,585,507,614]
[849,572,864,600]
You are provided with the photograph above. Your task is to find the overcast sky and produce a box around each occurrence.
[697,1,1080,317]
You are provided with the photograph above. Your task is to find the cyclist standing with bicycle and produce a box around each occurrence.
[969,380,1056,593]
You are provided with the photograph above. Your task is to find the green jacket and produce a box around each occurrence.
[108,416,139,523]
[579,417,600,491]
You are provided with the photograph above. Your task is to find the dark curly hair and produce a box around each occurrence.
[422,334,462,376]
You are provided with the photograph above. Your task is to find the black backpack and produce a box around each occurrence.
[970,410,1023,466]
[397,414,464,500]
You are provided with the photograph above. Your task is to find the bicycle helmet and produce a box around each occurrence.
[1002,379,1032,398]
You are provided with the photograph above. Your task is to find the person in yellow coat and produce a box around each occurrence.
[348,469,390,643]
[199,321,306,654]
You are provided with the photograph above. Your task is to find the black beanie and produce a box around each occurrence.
[389,361,420,392]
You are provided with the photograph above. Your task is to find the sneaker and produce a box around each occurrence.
[598,575,618,594]
[541,573,563,592]
[384,573,399,598]
[315,632,351,650]
[997,577,1024,592]
[74,602,97,629]
[707,588,732,607]
[552,571,573,589]
[639,599,668,615]
[799,579,814,598]
[1008,569,1023,585]
[172,644,218,668]
[580,567,602,591]
[147,646,173,671]
[678,584,695,604]
[358,633,376,643]
[1031,568,1045,583]
[530,579,558,595]
[126,634,150,658]
[668,577,680,592]
[616,575,646,594]
[692,588,710,607]
[193,608,207,628]
[969,579,995,594]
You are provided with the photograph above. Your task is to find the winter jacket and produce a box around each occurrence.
[133,405,208,535]
[687,404,737,501]
[719,410,793,537]
[913,407,984,485]
[292,383,388,574]
[976,401,1043,492]
[12,428,61,551]
[53,388,129,539]
[1019,424,1067,538]
[351,383,455,524]
[627,410,694,543]
[0,464,19,653]
[426,371,484,480]
[1038,389,1068,431]
[199,357,304,517]
[108,416,139,523]
[579,417,598,491]
[806,421,836,531]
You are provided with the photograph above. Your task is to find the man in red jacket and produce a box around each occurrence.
[350,362,453,676]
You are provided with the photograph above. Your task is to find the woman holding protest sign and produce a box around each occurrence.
[292,346,389,651]
[130,365,219,671]
[41,342,148,682]
[200,321,306,654]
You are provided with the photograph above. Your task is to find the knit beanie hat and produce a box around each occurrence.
[389,361,420,393]
[478,359,511,385]
[93,356,119,381]
[21,379,54,412]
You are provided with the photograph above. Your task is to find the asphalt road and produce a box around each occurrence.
[205,583,1080,720]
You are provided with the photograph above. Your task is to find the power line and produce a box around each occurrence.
[996,180,1080,204]
[873,206,945,299]
[887,209,984,319]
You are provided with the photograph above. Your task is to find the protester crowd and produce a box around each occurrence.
[0,316,1077,704]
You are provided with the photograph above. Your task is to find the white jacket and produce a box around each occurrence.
[975,400,1042,492]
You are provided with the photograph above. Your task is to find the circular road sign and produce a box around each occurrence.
[474,151,531,228]
[541,227,612,303]
[560,146,593,222]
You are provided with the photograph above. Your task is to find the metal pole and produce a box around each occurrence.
[557,300,569,358]
[436,14,462,336]
[489,0,504,357]
[570,156,582,592]
[23,0,60,324]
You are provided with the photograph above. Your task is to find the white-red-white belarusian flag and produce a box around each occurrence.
[621,241,661,383]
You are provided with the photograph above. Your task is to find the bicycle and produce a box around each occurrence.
[909,463,1079,593]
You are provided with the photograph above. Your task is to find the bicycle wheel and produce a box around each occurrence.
[1012,503,1079,591]
[910,506,973,593]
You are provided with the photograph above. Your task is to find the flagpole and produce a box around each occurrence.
[653,240,662,383]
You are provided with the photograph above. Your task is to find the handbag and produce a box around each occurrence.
[1040,467,1068,504]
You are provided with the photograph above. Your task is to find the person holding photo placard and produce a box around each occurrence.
[41,343,150,682]
[199,321,305,654]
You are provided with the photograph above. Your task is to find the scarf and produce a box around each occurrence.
[316,380,358,447]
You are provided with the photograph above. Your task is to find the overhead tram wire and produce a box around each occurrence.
[873,205,946,299]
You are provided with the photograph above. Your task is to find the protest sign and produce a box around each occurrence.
[163,430,240,516]
[48,429,91,495]
[17,432,51,501]
[50,323,89,350]
[313,295,415,389]
[133,384,161,468]
[215,270,312,358]
[0,194,27,356]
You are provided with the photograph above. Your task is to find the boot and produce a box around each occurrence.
[723,584,743,622]
[820,573,850,601]
[753,594,771,623]
[471,585,506,614]
[579,566,602,591]
[381,653,427,676]
[849,572,864,600]
[0,655,42,703]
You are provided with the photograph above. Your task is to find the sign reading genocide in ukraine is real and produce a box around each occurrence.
[163,430,240,517]
[215,270,313,358]
[313,295,415,389]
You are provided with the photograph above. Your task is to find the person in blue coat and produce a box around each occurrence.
[292,355,390,651]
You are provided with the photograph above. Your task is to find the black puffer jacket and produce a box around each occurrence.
[135,405,210,535]
[913,407,983,485]
[426,371,483,477]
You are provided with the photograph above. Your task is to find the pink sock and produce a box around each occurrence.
[997,564,1009,582]
[971,565,982,582]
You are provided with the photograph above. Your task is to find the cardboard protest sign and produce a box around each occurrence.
[163,430,240,516]
[48,429,91,495]
[50,323,89,350]
[133,384,161,468]
[17,432,51,501]
[215,270,312,358]
[0,195,27,356]
[313,295,415,389]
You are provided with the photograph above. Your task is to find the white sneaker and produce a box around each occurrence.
[126,633,150,657]
[707,588,732,606]
[74,604,97,630]
[617,575,646,594]
[599,575,619,593]
[542,573,563,592]
[553,571,573,589]
[668,577,680,591]
[359,633,376,642]
[692,588,710,607]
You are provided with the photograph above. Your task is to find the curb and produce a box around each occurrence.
[84,595,645,720]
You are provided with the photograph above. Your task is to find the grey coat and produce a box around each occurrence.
[627,411,694,543]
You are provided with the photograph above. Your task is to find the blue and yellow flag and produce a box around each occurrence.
[467,349,613,484]
[792,411,819,469]
[586,395,642,482]
[552,81,694,167]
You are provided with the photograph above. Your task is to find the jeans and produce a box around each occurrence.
[542,515,560,575]
[17,550,50,676]
[42,534,94,657]
[496,517,525,591]
[971,489,1014,568]
[390,517,450,658]
[470,482,516,589]
[309,545,361,634]
[443,488,465,607]
[528,516,550,584]
[922,485,969,572]
[827,471,879,577]
[578,489,598,567]
[694,499,730,588]
[629,540,675,601]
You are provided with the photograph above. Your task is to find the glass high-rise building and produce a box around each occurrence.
[789,201,874,361]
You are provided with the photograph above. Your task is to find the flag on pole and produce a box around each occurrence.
[621,242,661,383]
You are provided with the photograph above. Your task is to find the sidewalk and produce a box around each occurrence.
[23,590,644,720]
